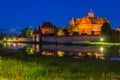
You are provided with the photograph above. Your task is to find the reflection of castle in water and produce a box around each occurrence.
[3,43,104,59]
[33,44,103,59]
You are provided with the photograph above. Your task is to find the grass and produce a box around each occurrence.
[0,55,120,80]
[90,42,120,45]
[2,40,120,46]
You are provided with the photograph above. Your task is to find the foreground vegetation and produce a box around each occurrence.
[0,54,120,80]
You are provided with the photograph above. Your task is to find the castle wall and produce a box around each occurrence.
[42,36,100,43]
[91,24,102,35]
[78,24,92,35]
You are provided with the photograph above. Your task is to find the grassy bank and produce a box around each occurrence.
[18,41,120,46]
[2,40,120,46]
[0,55,120,80]
[90,42,120,46]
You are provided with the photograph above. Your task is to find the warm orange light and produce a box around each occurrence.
[87,52,92,57]
[57,51,65,57]
[42,51,53,56]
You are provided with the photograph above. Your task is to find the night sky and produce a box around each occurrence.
[0,0,120,34]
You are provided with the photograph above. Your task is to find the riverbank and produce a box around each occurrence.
[2,40,120,46]
[0,55,120,80]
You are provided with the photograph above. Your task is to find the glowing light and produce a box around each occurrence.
[87,52,92,57]
[100,38,104,41]
[78,52,82,57]
[100,47,104,52]
[3,38,6,41]
[57,51,65,57]
[42,51,53,56]
[13,43,17,47]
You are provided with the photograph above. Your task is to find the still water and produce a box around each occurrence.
[1,43,120,60]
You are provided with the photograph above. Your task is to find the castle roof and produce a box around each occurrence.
[70,11,109,25]
[40,22,57,29]
[73,16,109,24]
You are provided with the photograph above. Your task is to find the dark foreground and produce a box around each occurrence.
[0,47,120,80]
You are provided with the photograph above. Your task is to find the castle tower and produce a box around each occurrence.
[70,17,75,26]
[33,28,37,41]
[88,9,94,18]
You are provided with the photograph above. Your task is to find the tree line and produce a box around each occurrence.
[101,22,120,42]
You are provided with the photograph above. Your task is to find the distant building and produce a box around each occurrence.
[40,22,57,35]
[33,22,58,42]
[70,10,109,35]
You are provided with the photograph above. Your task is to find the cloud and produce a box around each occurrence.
[4,28,21,35]
[2,25,34,35]
[9,29,17,32]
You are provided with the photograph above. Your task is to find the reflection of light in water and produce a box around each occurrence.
[94,52,100,59]
[3,43,6,47]
[36,45,40,53]
[87,52,92,57]
[36,34,40,42]
[4,43,11,47]
[57,51,64,57]
[3,38,6,41]
[100,47,104,52]
[13,43,17,48]
[69,52,73,55]
[100,47,104,59]
[110,57,120,61]
[42,51,53,56]
[26,47,33,54]
[13,38,17,41]
[78,52,82,57]
[100,38,104,41]
[8,43,10,47]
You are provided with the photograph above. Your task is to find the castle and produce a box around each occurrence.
[70,10,109,35]
[33,22,58,42]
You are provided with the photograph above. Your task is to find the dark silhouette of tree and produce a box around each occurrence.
[101,22,112,42]
[101,22,111,35]
[63,26,70,36]
[63,25,79,36]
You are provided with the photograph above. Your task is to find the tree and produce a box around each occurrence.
[57,28,65,36]
[101,22,112,41]
[63,26,69,36]
[21,28,33,38]
[64,25,79,36]
[101,22,111,35]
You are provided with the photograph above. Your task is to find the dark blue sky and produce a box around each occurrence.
[0,0,120,34]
